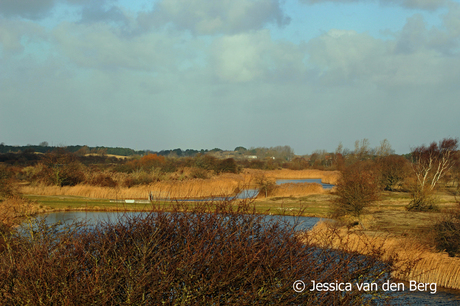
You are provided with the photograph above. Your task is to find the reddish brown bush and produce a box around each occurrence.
[332,161,381,221]
[0,202,399,305]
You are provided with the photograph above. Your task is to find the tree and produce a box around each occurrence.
[332,161,381,226]
[375,139,394,157]
[377,155,411,191]
[407,138,458,211]
[254,174,276,198]
[39,141,49,147]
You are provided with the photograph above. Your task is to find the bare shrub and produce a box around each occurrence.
[0,201,401,305]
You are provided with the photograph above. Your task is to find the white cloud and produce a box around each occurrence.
[210,30,306,82]
[306,17,460,88]
[138,0,290,35]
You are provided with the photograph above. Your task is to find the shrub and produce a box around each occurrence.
[0,202,399,305]
[332,161,381,223]
[376,155,411,191]
[432,207,460,257]
[215,158,239,174]
[89,173,118,188]
[0,165,17,199]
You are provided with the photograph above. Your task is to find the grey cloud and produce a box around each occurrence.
[138,0,290,35]
[79,4,128,25]
[300,0,449,10]
[0,19,47,56]
[0,0,56,19]
[52,22,194,72]
[0,0,119,21]
[394,14,427,53]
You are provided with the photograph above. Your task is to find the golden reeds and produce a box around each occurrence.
[306,221,460,290]
[0,197,47,227]
[21,176,245,200]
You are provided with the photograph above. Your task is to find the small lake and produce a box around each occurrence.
[276,179,335,190]
[41,211,323,232]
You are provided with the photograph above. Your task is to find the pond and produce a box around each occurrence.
[33,211,460,305]
[276,178,335,190]
[41,211,323,231]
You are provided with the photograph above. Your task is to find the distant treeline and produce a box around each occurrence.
[0,143,209,157]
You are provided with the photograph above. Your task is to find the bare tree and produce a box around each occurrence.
[375,139,394,157]
[407,138,458,211]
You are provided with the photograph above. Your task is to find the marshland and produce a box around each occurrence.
[1,140,460,304]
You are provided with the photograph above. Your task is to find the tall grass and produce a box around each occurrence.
[0,197,46,230]
[21,177,243,200]
[246,169,340,185]
[307,221,460,290]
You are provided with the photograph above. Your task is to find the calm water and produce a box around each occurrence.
[276,178,335,190]
[34,212,460,305]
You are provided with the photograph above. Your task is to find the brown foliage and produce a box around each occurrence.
[0,202,400,305]
[376,155,411,191]
[332,161,381,220]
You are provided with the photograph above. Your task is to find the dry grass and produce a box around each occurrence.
[244,169,340,185]
[21,169,335,201]
[0,197,47,228]
[306,221,460,290]
[21,175,245,200]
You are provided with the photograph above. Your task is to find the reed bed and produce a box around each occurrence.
[21,176,244,200]
[268,183,325,198]
[245,169,340,185]
[0,197,47,228]
[306,221,460,290]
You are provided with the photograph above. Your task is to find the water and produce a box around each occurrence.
[36,211,460,305]
[41,211,323,232]
[276,178,335,190]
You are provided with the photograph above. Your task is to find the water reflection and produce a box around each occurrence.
[276,179,335,190]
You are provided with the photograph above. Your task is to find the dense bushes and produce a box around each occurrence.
[0,202,399,305]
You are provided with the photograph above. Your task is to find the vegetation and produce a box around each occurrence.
[331,161,381,224]
[3,137,460,296]
[0,201,403,305]
[407,138,458,211]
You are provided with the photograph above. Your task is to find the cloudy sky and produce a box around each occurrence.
[1,0,459,154]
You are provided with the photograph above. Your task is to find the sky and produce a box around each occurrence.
[1,0,459,155]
